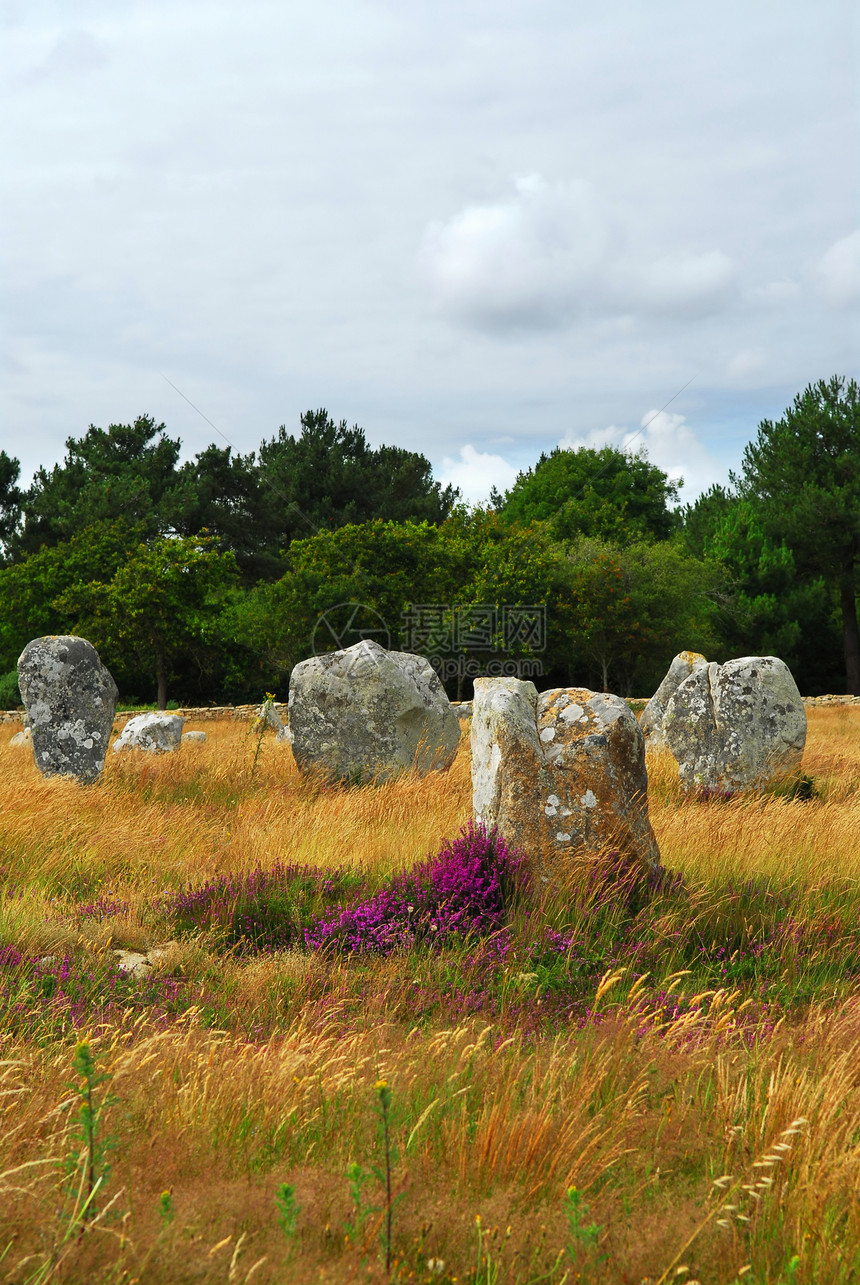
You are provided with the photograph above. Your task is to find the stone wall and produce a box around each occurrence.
[1,694,856,729]
[800,695,860,707]
[0,703,290,727]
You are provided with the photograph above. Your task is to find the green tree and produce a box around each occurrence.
[162,444,270,580]
[734,376,860,694]
[497,445,681,542]
[0,450,22,560]
[231,511,573,697]
[253,409,458,566]
[0,520,145,673]
[445,507,573,692]
[11,408,458,582]
[559,536,719,694]
[681,482,735,558]
[16,415,181,554]
[563,548,642,691]
[704,502,841,693]
[60,534,238,708]
[230,519,455,682]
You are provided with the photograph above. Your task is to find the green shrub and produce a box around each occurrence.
[0,670,21,709]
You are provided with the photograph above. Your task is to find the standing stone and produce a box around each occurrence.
[640,651,708,750]
[471,677,660,873]
[254,699,291,742]
[289,639,460,782]
[113,713,184,754]
[662,656,806,793]
[17,635,118,784]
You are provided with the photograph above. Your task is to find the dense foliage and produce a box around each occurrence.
[1,379,857,703]
[494,444,682,542]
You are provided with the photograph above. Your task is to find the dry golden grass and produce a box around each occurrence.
[3,708,857,904]
[648,706,860,885]
[0,717,473,891]
[0,708,859,1282]
[2,988,860,1283]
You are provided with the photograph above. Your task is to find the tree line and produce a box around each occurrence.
[0,376,857,707]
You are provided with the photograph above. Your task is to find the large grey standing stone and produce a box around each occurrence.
[640,651,708,751]
[17,635,118,784]
[289,639,460,782]
[113,712,184,754]
[662,656,806,794]
[471,677,660,873]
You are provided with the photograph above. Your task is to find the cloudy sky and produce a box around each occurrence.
[3,0,858,504]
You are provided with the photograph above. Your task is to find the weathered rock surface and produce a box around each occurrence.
[9,727,31,748]
[181,730,207,743]
[17,635,118,783]
[471,677,660,872]
[289,639,460,782]
[640,651,708,750]
[113,950,152,979]
[113,942,178,979]
[113,712,184,754]
[662,656,806,793]
[254,700,291,742]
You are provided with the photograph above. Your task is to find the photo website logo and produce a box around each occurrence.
[401,603,545,681]
[310,602,545,681]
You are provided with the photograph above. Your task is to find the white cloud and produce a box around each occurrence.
[420,175,739,331]
[747,279,800,304]
[418,176,610,331]
[817,231,860,306]
[625,250,737,317]
[559,408,722,501]
[726,346,766,381]
[18,29,110,88]
[436,444,518,504]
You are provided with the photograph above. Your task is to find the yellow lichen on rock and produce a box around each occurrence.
[472,678,660,876]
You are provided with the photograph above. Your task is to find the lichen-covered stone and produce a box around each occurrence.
[662,656,806,793]
[254,700,290,742]
[640,651,708,750]
[17,635,118,783]
[471,677,660,872]
[113,712,184,754]
[289,639,460,782]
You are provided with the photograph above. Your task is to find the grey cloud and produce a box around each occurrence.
[419,177,740,333]
[417,177,611,331]
[2,0,858,498]
[17,28,109,86]
[622,250,738,319]
[817,231,860,306]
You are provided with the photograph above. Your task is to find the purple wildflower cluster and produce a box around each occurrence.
[56,826,525,963]
[304,822,525,955]
[75,895,131,922]
[157,862,355,953]
[0,946,196,1038]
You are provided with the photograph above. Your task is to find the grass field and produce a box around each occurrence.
[0,707,859,1284]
